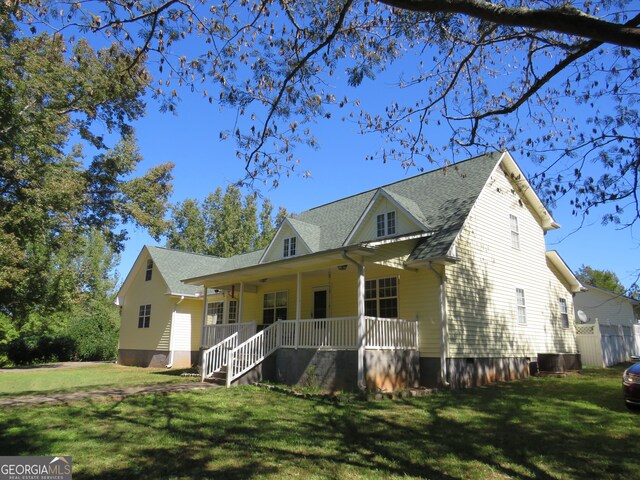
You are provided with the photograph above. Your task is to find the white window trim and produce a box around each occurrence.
[376,210,397,238]
[365,276,399,319]
[207,301,224,325]
[510,214,520,250]
[228,299,238,324]
[145,259,153,281]
[559,298,569,329]
[263,290,289,325]
[138,304,151,328]
[516,288,526,325]
[283,236,297,258]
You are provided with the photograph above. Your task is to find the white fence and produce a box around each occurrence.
[575,320,640,367]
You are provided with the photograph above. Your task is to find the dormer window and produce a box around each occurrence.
[283,236,297,257]
[145,259,153,281]
[376,211,396,238]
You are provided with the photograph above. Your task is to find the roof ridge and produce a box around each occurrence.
[304,151,500,214]
[147,245,222,260]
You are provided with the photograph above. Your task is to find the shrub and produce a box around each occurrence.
[6,334,76,365]
[66,301,119,361]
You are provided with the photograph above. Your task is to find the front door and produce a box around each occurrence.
[313,288,329,319]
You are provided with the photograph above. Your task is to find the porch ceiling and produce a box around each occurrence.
[184,247,373,289]
[184,236,428,290]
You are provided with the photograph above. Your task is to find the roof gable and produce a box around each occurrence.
[117,246,224,302]
[344,188,430,245]
[183,150,555,279]
[260,219,314,263]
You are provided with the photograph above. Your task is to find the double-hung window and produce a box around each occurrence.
[228,300,238,324]
[283,237,297,257]
[516,288,526,324]
[510,214,520,250]
[365,277,398,318]
[376,211,396,238]
[145,259,153,281]
[263,291,288,325]
[207,301,224,325]
[559,298,569,328]
[138,304,151,328]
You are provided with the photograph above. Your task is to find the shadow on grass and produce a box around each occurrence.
[150,367,198,377]
[0,372,636,479]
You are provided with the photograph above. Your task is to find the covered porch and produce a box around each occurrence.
[188,240,436,391]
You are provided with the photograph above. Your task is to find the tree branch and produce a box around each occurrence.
[379,0,640,48]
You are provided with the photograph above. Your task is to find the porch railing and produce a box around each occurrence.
[225,316,419,385]
[365,317,419,350]
[202,322,256,348]
[226,322,280,387]
[279,317,358,349]
[201,332,238,381]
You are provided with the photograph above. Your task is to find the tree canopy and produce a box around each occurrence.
[0,10,174,324]
[576,265,627,296]
[7,0,639,232]
[166,186,287,257]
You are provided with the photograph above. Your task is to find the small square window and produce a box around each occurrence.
[510,214,520,250]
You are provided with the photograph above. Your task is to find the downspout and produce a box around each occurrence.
[166,295,185,368]
[428,262,450,387]
[342,251,366,391]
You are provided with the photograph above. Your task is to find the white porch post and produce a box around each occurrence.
[200,286,208,348]
[295,272,301,349]
[238,282,244,322]
[357,262,366,391]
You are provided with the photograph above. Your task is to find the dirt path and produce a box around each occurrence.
[0,361,114,373]
[0,381,220,408]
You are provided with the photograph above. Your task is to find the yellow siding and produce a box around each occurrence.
[234,264,441,356]
[445,167,577,358]
[351,196,422,243]
[118,251,174,352]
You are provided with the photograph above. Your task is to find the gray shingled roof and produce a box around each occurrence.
[178,151,503,282]
[292,151,502,260]
[147,247,223,296]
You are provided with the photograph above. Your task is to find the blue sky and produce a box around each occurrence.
[117,80,640,289]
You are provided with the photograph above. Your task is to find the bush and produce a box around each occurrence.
[7,335,76,365]
[66,301,119,361]
[0,313,18,366]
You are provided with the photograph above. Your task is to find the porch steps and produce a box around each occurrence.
[203,366,227,385]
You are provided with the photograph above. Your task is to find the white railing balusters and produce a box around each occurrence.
[225,316,419,386]
[201,332,239,381]
[201,322,257,348]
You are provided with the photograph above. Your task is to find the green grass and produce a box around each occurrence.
[0,365,636,479]
[0,363,197,397]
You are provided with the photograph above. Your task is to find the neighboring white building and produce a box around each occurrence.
[574,285,640,366]
[574,285,639,326]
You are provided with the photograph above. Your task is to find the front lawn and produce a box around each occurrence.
[0,365,635,479]
[0,363,197,398]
